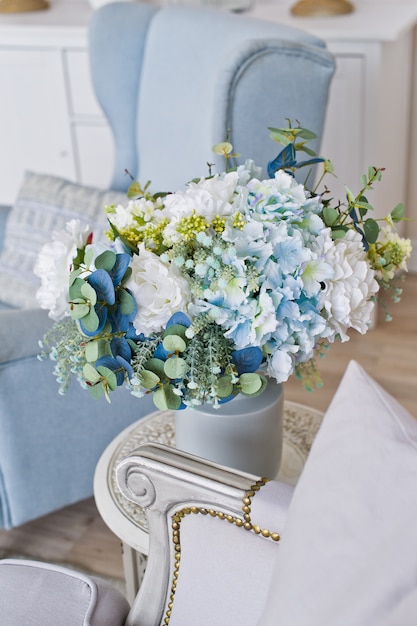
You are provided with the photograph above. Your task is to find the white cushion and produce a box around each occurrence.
[259,359,417,626]
[0,172,127,308]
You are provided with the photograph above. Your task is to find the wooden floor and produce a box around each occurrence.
[1,273,416,584]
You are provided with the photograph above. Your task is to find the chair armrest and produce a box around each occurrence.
[115,443,294,626]
[0,307,53,364]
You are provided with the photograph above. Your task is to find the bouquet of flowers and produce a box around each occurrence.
[35,124,411,410]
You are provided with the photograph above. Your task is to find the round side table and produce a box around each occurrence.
[94,401,323,602]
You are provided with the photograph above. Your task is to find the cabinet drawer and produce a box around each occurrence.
[65,49,103,117]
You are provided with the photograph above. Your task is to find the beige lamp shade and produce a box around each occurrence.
[291,0,354,16]
[0,0,49,12]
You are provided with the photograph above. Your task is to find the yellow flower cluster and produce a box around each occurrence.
[211,215,226,233]
[177,211,209,241]
[232,211,246,230]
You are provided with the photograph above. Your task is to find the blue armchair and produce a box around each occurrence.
[0,2,334,528]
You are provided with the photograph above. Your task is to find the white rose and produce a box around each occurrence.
[127,244,191,335]
[34,219,92,321]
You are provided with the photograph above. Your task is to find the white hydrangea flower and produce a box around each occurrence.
[161,173,238,244]
[128,244,191,335]
[320,229,379,341]
[190,170,240,202]
[34,219,92,321]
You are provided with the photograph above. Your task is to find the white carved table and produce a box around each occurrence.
[94,401,323,602]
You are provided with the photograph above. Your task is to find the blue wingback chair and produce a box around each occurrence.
[0,2,334,528]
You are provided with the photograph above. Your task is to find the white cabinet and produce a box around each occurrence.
[0,0,96,204]
[1,0,417,268]
[0,48,76,203]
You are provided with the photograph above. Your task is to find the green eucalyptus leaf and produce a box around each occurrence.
[216,375,234,398]
[163,334,186,353]
[80,282,97,305]
[164,356,188,380]
[140,369,160,389]
[153,385,182,411]
[368,165,382,180]
[391,203,405,222]
[364,218,380,244]
[84,247,94,269]
[83,363,101,384]
[357,201,374,215]
[323,206,339,227]
[97,338,113,358]
[84,339,111,363]
[118,288,135,316]
[145,358,166,378]
[127,338,140,352]
[80,307,100,332]
[331,228,348,240]
[121,266,133,286]
[85,341,99,362]
[69,269,82,287]
[95,250,117,271]
[239,373,263,396]
[163,324,188,340]
[296,127,317,140]
[296,144,316,157]
[268,129,290,146]
[246,375,269,398]
[69,277,85,300]
[97,366,118,391]
[69,299,90,320]
[153,388,168,411]
[87,382,105,400]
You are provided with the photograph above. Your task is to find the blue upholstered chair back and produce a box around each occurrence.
[89,3,335,193]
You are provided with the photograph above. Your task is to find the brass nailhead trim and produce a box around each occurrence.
[163,477,280,624]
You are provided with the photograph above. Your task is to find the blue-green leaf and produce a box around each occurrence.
[364,218,380,244]
[216,375,234,398]
[239,373,262,396]
[391,203,405,222]
[164,356,188,379]
[163,335,186,353]
[95,250,117,272]
[140,370,160,389]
